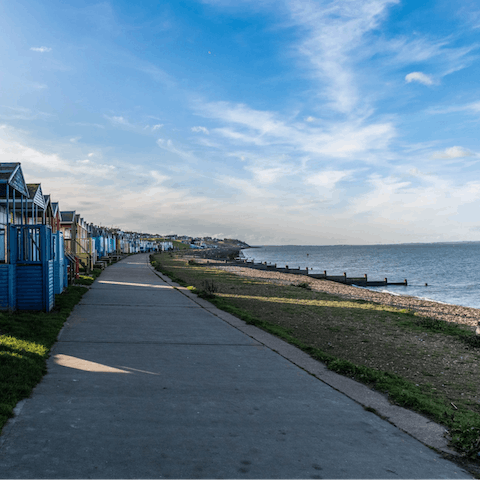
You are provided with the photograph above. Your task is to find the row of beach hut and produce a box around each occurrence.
[0,162,161,312]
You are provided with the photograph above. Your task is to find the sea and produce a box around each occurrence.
[240,243,480,310]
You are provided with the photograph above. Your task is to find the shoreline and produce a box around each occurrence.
[209,263,480,330]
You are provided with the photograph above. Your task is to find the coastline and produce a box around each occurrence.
[211,264,480,330]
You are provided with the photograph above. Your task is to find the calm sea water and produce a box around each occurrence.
[240,243,480,309]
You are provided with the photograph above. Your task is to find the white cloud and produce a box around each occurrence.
[70,137,81,143]
[30,46,52,53]
[104,115,132,127]
[305,170,352,189]
[0,106,52,121]
[305,116,316,122]
[192,126,209,134]
[0,137,116,179]
[286,0,398,114]
[71,122,105,129]
[246,166,292,185]
[427,100,480,115]
[405,71,434,86]
[349,173,480,229]
[157,138,197,161]
[200,100,395,159]
[151,124,163,131]
[431,146,475,159]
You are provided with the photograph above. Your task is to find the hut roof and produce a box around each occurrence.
[60,211,76,223]
[26,183,46,209]
[0,163,29,197]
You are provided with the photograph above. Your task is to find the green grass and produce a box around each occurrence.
[0,286,89,431]
[75,268,102,286]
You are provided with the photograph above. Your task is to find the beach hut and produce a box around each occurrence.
[0,163,29,309]
[26,184,46,225]
[46,201,66,294]
[74,215,92,271]
[51,202,61,233]
[91,225,106,259]
[60,211,80,281]
[0,166,55,311]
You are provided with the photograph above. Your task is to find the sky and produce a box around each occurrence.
[1,0,480,245]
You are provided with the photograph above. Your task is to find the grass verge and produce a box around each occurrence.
[76,268,103,286]
[151,252,480,461]
[0,286,89,432]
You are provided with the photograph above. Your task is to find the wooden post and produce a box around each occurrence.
[344,272,347,283]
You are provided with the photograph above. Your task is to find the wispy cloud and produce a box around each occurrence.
[427,100,480,115]
[192,126,209,134]
[104,115,133,127]
[405,71,434,86]
[30,46,52,53]
[0,105,52,121]
[349,173,480,232]
[71,122,106,129]
[305,170,352,190]
[157,138,198,162]
[198,100,395,159]
[286,0,397,114]
[245,165,293,185]
[431,146,475,159]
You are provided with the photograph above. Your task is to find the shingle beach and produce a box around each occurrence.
[211,264,480,330]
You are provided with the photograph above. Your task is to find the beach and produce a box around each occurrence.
[211,263,480,330]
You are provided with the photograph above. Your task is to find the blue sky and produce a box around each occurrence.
[1,0,479,244]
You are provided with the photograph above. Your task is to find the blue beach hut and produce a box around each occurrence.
[0,163,29,309]
[0,164,55,311]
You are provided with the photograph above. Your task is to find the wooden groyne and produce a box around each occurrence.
[206,258,407,287]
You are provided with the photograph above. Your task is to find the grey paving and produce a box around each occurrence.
[0,254,472,478]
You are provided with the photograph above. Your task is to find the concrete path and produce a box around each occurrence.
[0,254,472,478]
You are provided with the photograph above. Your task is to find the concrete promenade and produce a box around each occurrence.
[0,254,473,478]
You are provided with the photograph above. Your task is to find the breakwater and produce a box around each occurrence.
[205,258,407,287]
[235,243,480,309]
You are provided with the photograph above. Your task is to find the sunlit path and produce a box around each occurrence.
[0,254,472,479]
